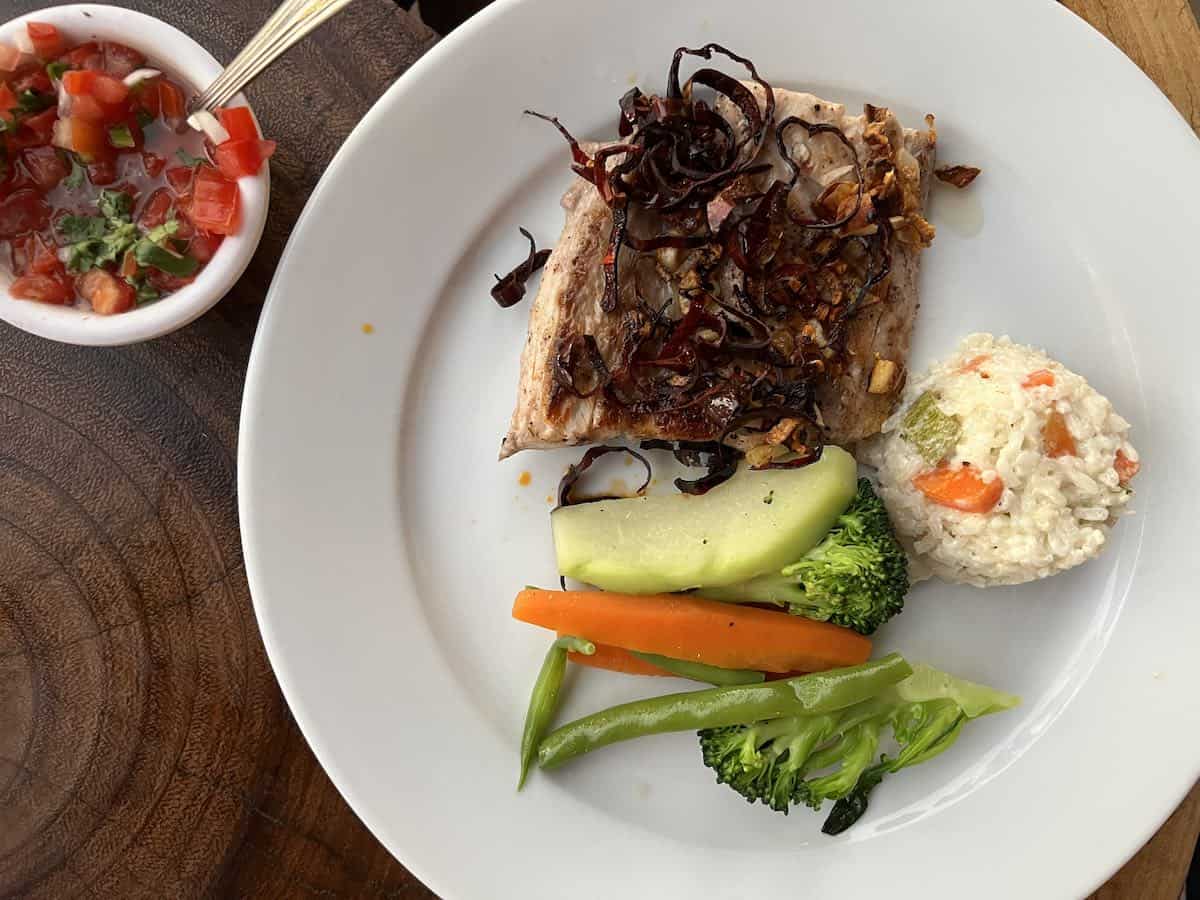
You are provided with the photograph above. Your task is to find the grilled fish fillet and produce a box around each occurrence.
[500,87,935,459]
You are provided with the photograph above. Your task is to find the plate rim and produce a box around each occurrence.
[239,0,1200,896]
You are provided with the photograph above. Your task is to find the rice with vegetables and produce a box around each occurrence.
[863,333,1139,586]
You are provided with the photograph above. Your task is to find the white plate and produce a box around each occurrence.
[239,1,1200,897]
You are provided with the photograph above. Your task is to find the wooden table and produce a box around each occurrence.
[0,1,1196,897]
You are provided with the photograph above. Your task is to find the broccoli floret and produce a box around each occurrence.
[699,664,1018,833]
[703,479,909,634]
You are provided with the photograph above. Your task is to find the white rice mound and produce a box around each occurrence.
[862,333,1139,587]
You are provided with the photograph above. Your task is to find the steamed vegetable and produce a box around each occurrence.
[567,641,672,676]
[913,464,1004,513]
[537,655,913,770]
[551,446,857,594]
[630,651,765,686]
[512,587,872,674]
[701,479,908,634]
[901,391,961,465]
[699,663,1018,832]
[518,635,594,789]
[570,643,765,684]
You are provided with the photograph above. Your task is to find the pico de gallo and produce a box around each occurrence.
[0,21,275,315]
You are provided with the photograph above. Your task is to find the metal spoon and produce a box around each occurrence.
[188,0,360,113]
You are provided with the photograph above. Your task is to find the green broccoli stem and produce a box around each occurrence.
[538,654,913,770]
[518,635,595,790]
[699,663,1020,832]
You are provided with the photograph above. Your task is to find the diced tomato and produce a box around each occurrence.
[130,79,161,120]
[0,43,22,73]
[165,165,195,196]
[138,187,174,229]
[101,42,145,78]
[1114,449,1140,485]
[146,267,194,293]
[173,211,195,239]
[0,188,50,237]
[61,41,103,71]
[187,229,222,263]
[216,106,259,142]
[10,271,73,304]
[158,79,186,127]
[20,145,70,190]
[68,94,109,123]
[141,151,166,177]
[77,267,135,314]
[86,155,117,185]
[1042,410,1077,458]
[913,464,1004,513]
[214,138,275,178]
[0,83,16,117]
[62,69,129,105]
[13,69,52,95]
[66,117,109,157]
[26,23,66,61]
[23,232,61,275]
[8,107,58,149]
[1022,369,1055,389]
[189,166,240,234]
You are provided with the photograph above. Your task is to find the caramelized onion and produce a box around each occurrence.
[491,228,551,308]
[557,445,652,507]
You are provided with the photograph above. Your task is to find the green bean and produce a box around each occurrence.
[630,650,765,686]
[537,654,912,771]
[518,635,594,789]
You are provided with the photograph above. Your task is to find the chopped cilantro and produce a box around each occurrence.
[133,240,198,277]
[46,61,70,81]
[108,123,135,149]
[175,148,207,167]
[143,217,180,245]
[65,220,137,272]
[57,214,108,243]
[58,190,139,273]
[98,189,134,221]
[15,90,53,116]
[63,156,86,190]
[129,277,161,305]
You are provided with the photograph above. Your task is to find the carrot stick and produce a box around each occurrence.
[566,641,672,677]
[514,588,871,674]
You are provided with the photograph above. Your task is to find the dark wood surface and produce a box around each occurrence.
[0,2,1195,898]
[0,1,438,897]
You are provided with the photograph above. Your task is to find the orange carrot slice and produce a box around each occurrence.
[958,354,990,375]
[513,589,871,674]
[1115,449,1140,484]
[1022,369,1055,388]
[1043,410,1077,458]
[913,464,1004,513]
[566,641,672,677]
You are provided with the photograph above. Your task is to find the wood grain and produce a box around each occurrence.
[0,1,437,897]
[0,1,1197,898]
[1064,0,1200,132]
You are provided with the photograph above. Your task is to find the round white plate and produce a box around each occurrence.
[239,0,1200,896]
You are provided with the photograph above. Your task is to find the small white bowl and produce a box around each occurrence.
[0,4,269,346]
